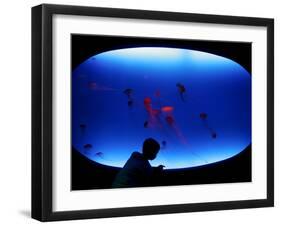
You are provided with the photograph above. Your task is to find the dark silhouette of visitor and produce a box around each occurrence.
[112,138,164,188]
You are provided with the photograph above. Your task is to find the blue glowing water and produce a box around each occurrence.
[72,47,251,169]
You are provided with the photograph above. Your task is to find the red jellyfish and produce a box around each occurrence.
[144,97,152,110]
[165,115,175,125]
[144,97,151,119]
[143,97,152,119]
[199,112,217,139]
[161,106,187,144]
[161,106,175,125]
[143,97,161,128]
[161,106,174,113]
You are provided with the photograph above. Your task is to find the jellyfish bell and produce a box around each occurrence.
[176,83,186,102]
[199,113,217,139]
[161,106,174,113]
[83,144,92,153]
[84,144,92,149]
[176,83,186,93]
[144,97,153,113]
[79,124,86,129]
[211,132,217,139]
[165,115,175,125]
[128,100,133,107]
[151,109,161,116]
[123,88,133,97]
[161,140,167,149]
[143,97,152,105]
[123,88,133,94]
[200,112,208,120]
[95,151,104,158]
[144,121,149,128]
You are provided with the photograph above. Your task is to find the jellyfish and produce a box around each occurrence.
[123,88,133,98]
[176,83,186,102]
[84,144,92,149]
[80,123,86,128]
[144,120,149,128]
[199,112,217,139]
[151,109,161,116]
[143,97,162,128]
[124,88,134,108]
[161,140,167,149]
[79,123,86,134]
[165,115,175,125]
[143,97,152,108]
[144,97,153,116]
[128,99,133,107]
[95,151,104,159]
[83,144,92,154]
[167,119,187,144]
[211,132,217,139]
[161,106,174,113]
[199,112,208,120]
[161,106,187,144]
[161,106,175,125]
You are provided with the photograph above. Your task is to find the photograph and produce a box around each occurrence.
[71,34,252,190]
[31,4,274,221]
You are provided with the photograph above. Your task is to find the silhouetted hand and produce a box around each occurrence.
[155,165,165,173]
[158,165,165,170]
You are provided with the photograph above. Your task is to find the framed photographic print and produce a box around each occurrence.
[32,4,274,221]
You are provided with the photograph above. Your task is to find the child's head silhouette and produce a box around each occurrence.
[142,138,160,160]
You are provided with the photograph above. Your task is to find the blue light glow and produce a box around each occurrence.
[96,47,184,59]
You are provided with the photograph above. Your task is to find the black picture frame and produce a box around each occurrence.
[32,4,274,222]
